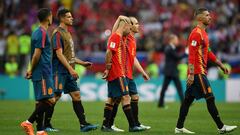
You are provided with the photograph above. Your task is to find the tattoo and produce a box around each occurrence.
[189,64,194,74]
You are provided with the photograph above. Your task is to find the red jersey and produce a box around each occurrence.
[188,26,217,75]
[126,34,137,79]
[106,33,127,81]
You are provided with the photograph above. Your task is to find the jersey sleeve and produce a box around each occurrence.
[52,32,63,50]
[188,32,201,66]
[107,34,121,52]
[208,47,217,62]
[34,29,46,49]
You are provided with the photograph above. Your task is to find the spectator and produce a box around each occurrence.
[4,56,18,77]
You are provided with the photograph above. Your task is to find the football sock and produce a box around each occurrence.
[44,103,55,127]
[72,101,87,125]
[131,99,140,126]
[206,97,224,129]
[102,103,113,128]
[35,101,52,131]
[123,104,135,128]
[109,102,119,127]
[176,96,194,128]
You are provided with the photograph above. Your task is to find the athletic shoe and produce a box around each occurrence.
[218,125,237,134]
[140,124,151,130]
[101,125,114,132]
[20,121,34,135]
[111,125,124,132]
[45,127,59,132]
[36,131,48,135]
[80,123,98,132]
[129,126,145,132]
[175,127,195,134]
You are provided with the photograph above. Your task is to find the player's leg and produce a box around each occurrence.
[66,74,97,132]
[158,76,172,107]
[101,97,114,131]
[172,76,184,104]
[199,75,237,133]
[44,73,64,132]
[109,98,123,131]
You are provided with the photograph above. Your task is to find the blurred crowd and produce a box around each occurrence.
[0,0,239,79]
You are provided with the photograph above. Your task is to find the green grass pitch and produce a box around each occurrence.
[0,101,239,135]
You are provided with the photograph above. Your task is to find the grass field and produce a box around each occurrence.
[0,101,239,135]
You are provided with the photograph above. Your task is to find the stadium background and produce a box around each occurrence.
[0,0,239,135]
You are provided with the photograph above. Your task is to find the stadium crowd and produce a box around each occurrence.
[0,0,239,78]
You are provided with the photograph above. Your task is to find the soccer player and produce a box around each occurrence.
[47,8,97,132]
[101,17,144,132]
[20,8,55,135]
[106,16,151,132]
[158,34,185,108]
[175,8,237,134]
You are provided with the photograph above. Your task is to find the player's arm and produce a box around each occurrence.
[53,32,78,79]
[75,58,92,68]
[208,48,230,74]
[112,15,128,33]
[187,33,200,86]
[134,57,150,81]
[102,49,113,79]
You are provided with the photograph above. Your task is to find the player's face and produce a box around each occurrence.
[131,18,140,33]
[174,36,179,46]
[201,11,211,26]
[63,12,73,26]
[47,13,53,26]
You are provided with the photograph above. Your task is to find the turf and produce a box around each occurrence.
[0,101,239,135]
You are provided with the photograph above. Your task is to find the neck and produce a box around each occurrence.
[40,22,48,31]
[130,31,134,36]
[197,22,207,30]
[59,23,68,31]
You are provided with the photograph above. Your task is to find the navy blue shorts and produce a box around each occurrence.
[126,77,138,95]
[185,74,214,100]
[33,77,54,101]
[107,77,129,98]
[53,73,79,94]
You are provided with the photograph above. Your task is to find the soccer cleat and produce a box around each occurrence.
[20,121,34,135]
[140,124,151,130]
[218,125,237,134]
[36,131,48,135]
[80,123,98,132]
[129,126,145,132]
[111,125,124,132]
[101,125,114,132]
[175,127,195,134]
[45,127,59,132]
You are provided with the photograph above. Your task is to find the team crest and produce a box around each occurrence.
[48,88,53,95]
[110,42,116,48]
[191,40,197,46]
[59,83,63,90]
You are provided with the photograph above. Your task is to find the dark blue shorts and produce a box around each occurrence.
[53,73,79,94]
[33,77,54,101]
[108,77,129,98]
[185,74,214,100]
[126,77,138,95]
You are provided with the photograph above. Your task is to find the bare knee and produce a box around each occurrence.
[121,95,131,105]
[70,91,81,101]
[131,94,139,101]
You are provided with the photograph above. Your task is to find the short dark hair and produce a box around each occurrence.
[37,8,51,22]
[57,8,70,20]
[194,8,208,17]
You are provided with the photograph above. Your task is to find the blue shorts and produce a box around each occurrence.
[108,77,129,98]
[53,73,79,94]
[126,77,138,95]
[33,77,54,101]
[185,74,214,100]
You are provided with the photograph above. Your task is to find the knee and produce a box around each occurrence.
[121,95,131,104]
[71,92,81,101]
[47,97,56,105]
[54,93,62,102]
[106,98,114,105]
[131,94,139,101]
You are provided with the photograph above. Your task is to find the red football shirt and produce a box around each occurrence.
[188,26,217,75]
[126,34,136,79]
[107,33,127,81]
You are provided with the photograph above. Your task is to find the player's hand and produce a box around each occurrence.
[187,74,194,87]
[220,65,230,74]
[25,70,32,79]
[142,72,150,81]
[69,69,79,79]
[83,61,93,68]
[102,69,109,80]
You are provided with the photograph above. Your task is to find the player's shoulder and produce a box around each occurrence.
[189,27,202,38]
[109,33,121,40]
[32,27,44,39]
